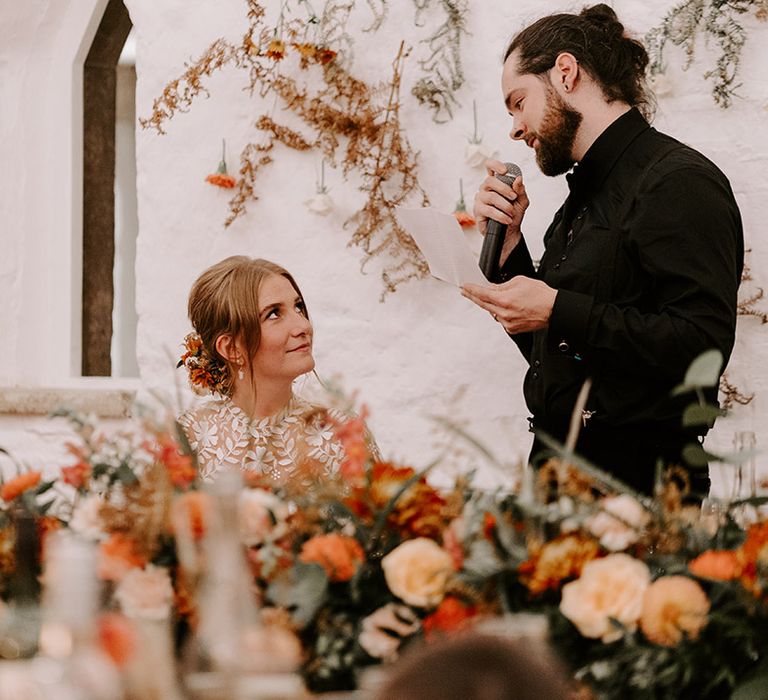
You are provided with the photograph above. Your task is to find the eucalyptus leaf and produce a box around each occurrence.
[267,562,328,628]
[682,403,722,428]
[672,349,723,395]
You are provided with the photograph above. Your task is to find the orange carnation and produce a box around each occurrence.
[689,549,740,580]
[205,172,236,188]
[98,534,147,582]
[640,576,710,646]
[1,471,41,501]
[299,533,364,582]
[422,596,477,640]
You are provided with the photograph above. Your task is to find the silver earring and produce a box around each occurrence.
[238,365,245,381]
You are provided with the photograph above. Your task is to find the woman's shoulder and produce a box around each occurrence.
[177,396,234,434]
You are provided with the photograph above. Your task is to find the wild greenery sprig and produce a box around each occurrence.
[645,0,767,108]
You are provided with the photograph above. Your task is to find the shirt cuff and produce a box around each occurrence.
[547,289,593,359]
[495,235,536,283]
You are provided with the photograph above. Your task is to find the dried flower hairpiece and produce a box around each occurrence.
[177,332,230,396]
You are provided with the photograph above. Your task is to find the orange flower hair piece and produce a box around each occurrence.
[1,471,42,502]
[299,533,364,582]
[177,331,229,396]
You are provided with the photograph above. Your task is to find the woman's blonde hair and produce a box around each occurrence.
[185,256,308,395]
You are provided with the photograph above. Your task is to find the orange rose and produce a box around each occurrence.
[98,534,147,581]
[422,596,477,640]
[640,576,710,646]
[299,533,364,582]
[1,471,41,501]
[61,460,92,489]
[689,550,740,580]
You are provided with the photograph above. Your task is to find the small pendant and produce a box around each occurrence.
[581,410,595,427]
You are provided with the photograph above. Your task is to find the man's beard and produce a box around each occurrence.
[533,87,582,177]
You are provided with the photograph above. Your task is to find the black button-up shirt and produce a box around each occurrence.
[497,108,743,444]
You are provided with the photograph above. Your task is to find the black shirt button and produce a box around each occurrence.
[553,263,560,269]
[532,372,539,380]
[533,359,541,368]
[558,341,570,353]
[560,255,567,261]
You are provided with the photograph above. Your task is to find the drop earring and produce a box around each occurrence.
[237,362,245,381]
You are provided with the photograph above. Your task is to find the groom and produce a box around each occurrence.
[461,4,743,496]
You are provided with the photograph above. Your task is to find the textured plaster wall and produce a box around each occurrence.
[1,0,767,493]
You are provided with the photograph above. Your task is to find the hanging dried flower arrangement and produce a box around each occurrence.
[304,160,334,216]
[140,0,429,297]
[645,0,767,108]
[464,99,496,168]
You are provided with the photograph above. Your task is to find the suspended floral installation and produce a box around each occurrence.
[139,0,474,296]
[645,0,768,108]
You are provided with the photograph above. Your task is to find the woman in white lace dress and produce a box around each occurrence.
[178,256,357,482]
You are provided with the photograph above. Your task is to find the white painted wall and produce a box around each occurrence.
[1,0,767,494]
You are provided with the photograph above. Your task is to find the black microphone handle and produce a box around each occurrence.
[479,218,507,281]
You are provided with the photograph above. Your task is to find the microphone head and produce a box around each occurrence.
[495,162,522,187]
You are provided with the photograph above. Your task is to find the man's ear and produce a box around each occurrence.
[551,52,580,93]
[215,333,241,364]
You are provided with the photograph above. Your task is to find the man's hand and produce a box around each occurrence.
[473,159,530,265]
[461,276,557,334]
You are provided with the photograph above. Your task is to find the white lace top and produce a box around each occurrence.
[178,394,348,481]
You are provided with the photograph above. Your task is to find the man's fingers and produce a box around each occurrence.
[461,283,501,306]
[484,158,508,176]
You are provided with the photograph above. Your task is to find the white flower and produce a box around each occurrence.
[358,603,420,661]
[587,494,650,551]
[114,565,174,620]
[303,192,334,216]
[465,141,498,169]
[69,495,105,541]
[239,488,288,546]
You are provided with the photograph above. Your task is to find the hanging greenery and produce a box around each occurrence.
[411,0,470,123]
[645,0,768,108]
[140,0,429,297]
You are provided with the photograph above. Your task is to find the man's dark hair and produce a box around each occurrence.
[505,4,654,119]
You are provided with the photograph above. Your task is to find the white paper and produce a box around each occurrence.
[394,206,489,287]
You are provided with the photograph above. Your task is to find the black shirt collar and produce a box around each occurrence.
[566,107,650,197]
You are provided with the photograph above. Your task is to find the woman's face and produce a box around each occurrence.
[251,274,314,384]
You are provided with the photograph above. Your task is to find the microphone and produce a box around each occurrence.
[478,162,523,281]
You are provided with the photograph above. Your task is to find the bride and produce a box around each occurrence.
[178,256,362,481]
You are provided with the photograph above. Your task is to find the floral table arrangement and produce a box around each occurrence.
[0,365,767,698]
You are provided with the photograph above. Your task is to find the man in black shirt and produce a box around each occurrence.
[461,5,743,496]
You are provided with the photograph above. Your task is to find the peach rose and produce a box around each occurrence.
[640,576,710,646]
[587,494,650,551]
[114,565,174,620]
[381,538,454,609]
[239,488,288,547]
[560,553,650,643]
[299,533,364,582]
[689,550,740,580]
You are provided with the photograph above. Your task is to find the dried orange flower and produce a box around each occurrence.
[519,533,600,596]
[266,38,286,61]
[1,471,42,501]
[422,596,477,640]
[314,47,337,65]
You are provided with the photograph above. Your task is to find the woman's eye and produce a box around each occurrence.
[266,308,279,319]
[296,302,307,315]
[515,99,523,110]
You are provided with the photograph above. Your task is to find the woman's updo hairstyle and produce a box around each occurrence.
[181,256,308,396]
[504,4,654,120]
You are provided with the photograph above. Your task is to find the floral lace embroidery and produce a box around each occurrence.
[178,395,347,481]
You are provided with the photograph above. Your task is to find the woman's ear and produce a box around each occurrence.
[215,334,242,365]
